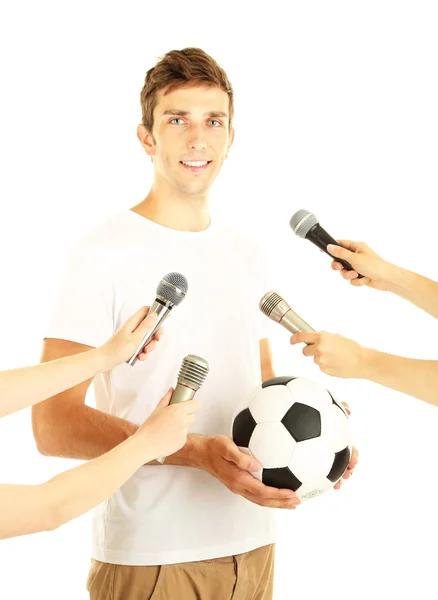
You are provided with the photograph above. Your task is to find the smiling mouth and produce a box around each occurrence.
[180,160,212,173]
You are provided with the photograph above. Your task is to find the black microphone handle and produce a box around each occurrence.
[306,224,364,278]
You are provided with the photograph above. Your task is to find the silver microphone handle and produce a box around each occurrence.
[280,309,315,335]
[156,384,196,464]
[126,301,171,366]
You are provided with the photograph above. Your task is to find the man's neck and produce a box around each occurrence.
[132,187,211,233]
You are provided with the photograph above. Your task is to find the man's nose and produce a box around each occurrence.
[187,125,207,151]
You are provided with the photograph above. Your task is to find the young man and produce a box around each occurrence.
[0,307,200,539]
[32,48,357,600]
[291,240,438,406]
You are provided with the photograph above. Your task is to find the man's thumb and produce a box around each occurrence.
[231,447,262,472]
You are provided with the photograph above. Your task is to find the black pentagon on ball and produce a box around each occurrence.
[262,375,297,389]
[232,408,257,448]
[281,402,321,442]
[262,467,302,491]
[327,446,351,482]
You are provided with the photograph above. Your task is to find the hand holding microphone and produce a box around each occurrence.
[156,354,209,464]
[136,387,201,462]
[325,240,393,291]
[100,306,164,369]
[259,291,367,378]
[127,272,188,366]
[290,210,365,279]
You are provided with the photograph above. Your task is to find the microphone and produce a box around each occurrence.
[156,354,209,464]
[289,209,364,278]
[259,291,315,334]
[126,272,188,366]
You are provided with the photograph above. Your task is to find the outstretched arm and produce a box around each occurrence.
[327,241,438,319]
[291,331,438,407]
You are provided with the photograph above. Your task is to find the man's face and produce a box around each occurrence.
[144,84,234,197]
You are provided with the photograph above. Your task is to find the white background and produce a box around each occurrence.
[0,1,437,599]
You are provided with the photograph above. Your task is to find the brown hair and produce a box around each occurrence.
[140,47,234,133]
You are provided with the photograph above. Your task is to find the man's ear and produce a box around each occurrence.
[137,124,156,157]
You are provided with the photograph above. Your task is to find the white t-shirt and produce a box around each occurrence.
[46,210,276,566]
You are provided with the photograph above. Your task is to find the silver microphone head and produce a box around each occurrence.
[177,355,210,391]
[289,210,318,238]
[259,291,314,334]
[156,272,188,306]
[259,291,290,322]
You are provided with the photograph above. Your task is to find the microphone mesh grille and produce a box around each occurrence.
[156,272,188,306]
[289,210,318,238]
[259,292,283,316]
[179,355,210,389]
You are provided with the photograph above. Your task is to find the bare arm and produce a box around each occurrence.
[291,331,438,407]
[1,306,159,419]
[0,349,107,419]
[361,348,438,406]
[384,265,438,319]
[327,241,438,318]
[32,339,140,459]
[33,338,301,509]
[2,387,198,539]
[0,432,153,539]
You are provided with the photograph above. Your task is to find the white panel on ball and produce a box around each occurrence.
[321,404,353,452]
[249,385,294,423]
[249,423,296,469]
[286,378,333,411]
[288,438,335,483]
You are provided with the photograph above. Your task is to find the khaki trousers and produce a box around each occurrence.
[86,544,275,600]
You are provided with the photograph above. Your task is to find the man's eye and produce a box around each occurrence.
[209,120,221,127]
[170,118,184,125]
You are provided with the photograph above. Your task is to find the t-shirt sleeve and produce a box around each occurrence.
[45,238,115,348]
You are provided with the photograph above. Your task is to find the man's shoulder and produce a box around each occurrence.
[73,211,133,253]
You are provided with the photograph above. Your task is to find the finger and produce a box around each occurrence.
[350,277,370,287]
[327,244,356,263]
[349,447,359,470]
[302,344,317,357]
[137,341,156,360]
[336,240,362,253]
[223,441,262,472]
[153,327,164,341]
[291,332,318,346]
[243,490,300,509]
[134,309,159,336]
[341,402,351,416]
[341,269,359,281]
[143,340,157,354]
[239,472,299,501]
[331,261,343,271]
[334,478,343,490]
[180,399,201,414]
[155,387,174,409]
[122,306,151,332]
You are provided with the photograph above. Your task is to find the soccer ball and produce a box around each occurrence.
[232,376,353,501]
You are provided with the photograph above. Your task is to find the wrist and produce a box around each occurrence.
[358,346,380,380]
[382,263,406,293]
[163,434,213,469]
[92,345,115,373]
